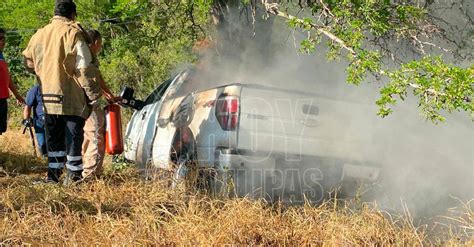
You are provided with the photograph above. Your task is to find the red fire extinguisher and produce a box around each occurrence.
[105,104,124,155]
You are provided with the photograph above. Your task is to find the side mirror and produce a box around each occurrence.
[119,87,145,110]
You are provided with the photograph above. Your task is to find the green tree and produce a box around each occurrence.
[259,0,473,122]
[1,0,472,122]
[0,0,210,99]
[209,0,473,122]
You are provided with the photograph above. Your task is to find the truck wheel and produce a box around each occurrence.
[170,150,215,194]
[171,151,193,189]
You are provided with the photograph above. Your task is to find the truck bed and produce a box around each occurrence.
[237,83,373,161]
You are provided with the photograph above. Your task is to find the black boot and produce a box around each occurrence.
[46,168,63,183]
[63,170,83,186]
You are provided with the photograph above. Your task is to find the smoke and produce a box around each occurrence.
[187,4,473,218]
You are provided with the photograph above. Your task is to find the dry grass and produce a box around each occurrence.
[1,129,473,245]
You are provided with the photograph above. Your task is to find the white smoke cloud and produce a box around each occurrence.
[189,3,473,218]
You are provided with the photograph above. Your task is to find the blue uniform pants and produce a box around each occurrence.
[34,116,47,156]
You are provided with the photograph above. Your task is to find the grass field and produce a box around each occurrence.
[1,128,472,245]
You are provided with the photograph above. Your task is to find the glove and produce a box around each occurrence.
[22,118,33,127]
[89,100,100,107]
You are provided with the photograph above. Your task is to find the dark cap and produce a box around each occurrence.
[54,0,77,18]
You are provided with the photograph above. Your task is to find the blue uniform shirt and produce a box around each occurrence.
[25,85,45,121]
[25,84,47,156]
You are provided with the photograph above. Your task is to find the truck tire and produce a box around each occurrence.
[169,128,214,193]
[170,149,215,194]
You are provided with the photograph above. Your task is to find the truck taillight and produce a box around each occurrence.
[216,96,239,131]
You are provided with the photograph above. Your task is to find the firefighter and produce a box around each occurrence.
[22,0,102,184]
[82,29,119,179]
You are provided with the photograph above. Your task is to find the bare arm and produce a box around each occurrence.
[9,77,25,104]
[23,105,32,120]
[97,71,119,102]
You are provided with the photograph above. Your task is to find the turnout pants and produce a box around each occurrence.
[45,114,86,182]
[82,106,105,178]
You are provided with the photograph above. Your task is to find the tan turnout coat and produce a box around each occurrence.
[23,16,102,118]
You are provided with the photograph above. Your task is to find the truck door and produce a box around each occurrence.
[135,71,192,167]
[124,78,173,163]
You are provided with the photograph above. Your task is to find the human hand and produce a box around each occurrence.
[106,95,122,104]
[22,118,33,127]
[89,100,100,107]
[16,96,25,105]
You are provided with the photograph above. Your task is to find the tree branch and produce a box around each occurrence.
[263,2,356,55]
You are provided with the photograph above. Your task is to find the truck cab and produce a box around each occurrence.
[123,70,380,203]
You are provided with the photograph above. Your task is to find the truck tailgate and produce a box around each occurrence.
[237,85,371,159]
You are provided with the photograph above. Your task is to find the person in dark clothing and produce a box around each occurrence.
[23,84,47,156]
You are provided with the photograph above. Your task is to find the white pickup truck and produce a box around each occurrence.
[122,69,380,202]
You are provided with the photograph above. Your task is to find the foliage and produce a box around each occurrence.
[0,0,472,123]
[379,57,474,122]
[265,0,473,122]
[0,0,51,44]
[0,0,209,103]
[98,1,207,98]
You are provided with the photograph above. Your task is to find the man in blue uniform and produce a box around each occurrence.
[23,84,47,156]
